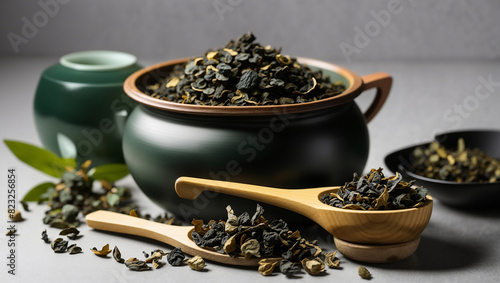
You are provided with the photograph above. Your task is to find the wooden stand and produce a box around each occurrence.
[334,236,421,263]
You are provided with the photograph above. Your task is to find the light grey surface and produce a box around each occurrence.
[1,57,500,283]
[1,0,500,61]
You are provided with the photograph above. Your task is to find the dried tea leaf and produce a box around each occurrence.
[258,259,279,276]
[223,235,237,254]
[41,229,50,243]
[6,229,16,236]
[358,266,372,279]
[301,257,325,275]
[61,204,79,222]
[129,209,138,217]
[51,238,68,253]
[191,219,209,235]
[125,260,151,271]
[126,257,140,263]
[241,238,261,259]
[9,210,23,222]
[68,244,82,254]
[152,259,164,269]
[187,256,206,271]
[145,251,164,263]
[113,246,125,263]
[91,244,112,257]
[280,260,301,276]
[324,251,340,268]
[167,247,185,266]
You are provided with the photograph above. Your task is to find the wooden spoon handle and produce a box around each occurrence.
[175,177,331,217]
[85,210,266,266]
[86,210,192,247]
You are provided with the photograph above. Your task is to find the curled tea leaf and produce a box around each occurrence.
[9,210,23,222]
[68,244,82,254]
[187,256,206,271]
[41,229,50,243]
[91,244,112,257]
[358,266,372,279]
[324,251,340,268]
[6,229,16,236]
[258,258,279,276]
[167,247,185,266]
[125,260,151,271]
[113,246,125,263]
[280,260,301,276]
[301,257,325,275]
[51,238,68,253]
[241,238,261,259]
[59,227,80,240]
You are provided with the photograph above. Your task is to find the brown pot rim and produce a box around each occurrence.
[123,57,364,116]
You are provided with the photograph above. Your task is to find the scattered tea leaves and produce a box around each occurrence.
[167,247,185,266]
[324,251,340,268]
[258,259,279,276]
[321,168,428,210]
[59,227,80,240]
[41,229,50,243]
[20,200,30,211]
[9,210,24,222]
[187,256,206,271]
[112,246,125,263]
[280,260,301,276]
[125,260,152,271]
[301,257,325,275]
[51,238,68,253]
[358,266,372,279]
[68,244,82,254]
[91,244,112,257]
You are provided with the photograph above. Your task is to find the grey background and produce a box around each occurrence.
[1,0,500,61]
[1,1,500,283]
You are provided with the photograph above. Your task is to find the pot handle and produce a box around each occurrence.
[360,72,392,123]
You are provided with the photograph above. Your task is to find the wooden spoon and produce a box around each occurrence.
[85,210,265,266]
[175,177,433,245]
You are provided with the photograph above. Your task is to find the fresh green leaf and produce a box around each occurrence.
[89,163,129,182]
[4,140,76,178]
[57,133,77,159]
[22,182,55,202]
[106,193,120,207]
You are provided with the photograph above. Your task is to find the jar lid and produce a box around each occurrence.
[60,50,137,71]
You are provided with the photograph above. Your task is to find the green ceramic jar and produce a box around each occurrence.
[123,58,392,224]
[33,50,141,166]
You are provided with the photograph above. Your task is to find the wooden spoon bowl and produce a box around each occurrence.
[175,177,433,245]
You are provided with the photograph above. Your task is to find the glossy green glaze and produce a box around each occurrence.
[123,102,369,223]
[34,51,141,166]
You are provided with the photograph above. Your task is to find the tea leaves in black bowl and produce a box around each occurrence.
[384,130,500,208]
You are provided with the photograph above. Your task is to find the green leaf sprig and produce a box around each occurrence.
[4,140,132,228]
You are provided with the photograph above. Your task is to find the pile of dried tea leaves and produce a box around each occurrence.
[190,204,339,276]
[411,138,500,183]
[145,31,345,106]
[105,245,205,271]
[321,168,428,210]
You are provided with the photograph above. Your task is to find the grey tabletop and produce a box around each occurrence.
[1,57,499,283]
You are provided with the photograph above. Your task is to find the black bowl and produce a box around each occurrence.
[384,130,500,208]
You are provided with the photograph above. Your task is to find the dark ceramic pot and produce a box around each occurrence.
[34,50,141,166]
[123,58,392,225]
